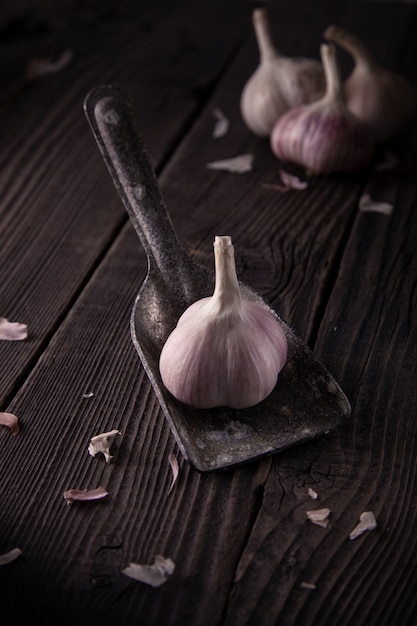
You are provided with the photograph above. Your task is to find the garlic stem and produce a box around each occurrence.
[253,8,279,64]
[321,43,342,102]
[324,25,374,67]
[211,236,241,311]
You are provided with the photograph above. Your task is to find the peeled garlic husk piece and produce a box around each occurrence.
[270,43,374,175]
[240,8,325,137]
[324,25,417,143]
[159,236,288,409]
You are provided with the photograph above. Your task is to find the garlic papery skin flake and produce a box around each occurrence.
[270,43,374,175]
[159,236,288,410]
[240,8,325,137]
[324,25,417,144]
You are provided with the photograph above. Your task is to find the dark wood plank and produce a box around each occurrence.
[1,1,417,625]
[222,3,417,625]
[0,0,250,406]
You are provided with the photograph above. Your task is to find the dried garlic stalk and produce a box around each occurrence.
[0,317,28,341]
[306,508,331,528]
[88,429,120,463]
[349,511,377,540]
[0,548,22,565]
[122,555,175,587]
[0,412,20,435]
[63,486,108,505]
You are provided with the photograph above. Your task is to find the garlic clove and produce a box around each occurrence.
[159,236,288,410]
[270,43,374,175]
[324,25,417,143]
[240,8,325,137]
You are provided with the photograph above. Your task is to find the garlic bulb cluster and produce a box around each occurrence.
[324,25,417,144]
[159,236,288,409]
[270,43,374,175]
[240,8,326,137]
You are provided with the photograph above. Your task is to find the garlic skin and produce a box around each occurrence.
[324,25,417,144]
[270,43,374,175]
[240,8,325,137]
[159,236,288,410]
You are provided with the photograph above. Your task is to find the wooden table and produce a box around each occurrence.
[1,1,417,624]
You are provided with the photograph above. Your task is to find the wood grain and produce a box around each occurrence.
[0,0,250,406]
[1,1,417,625]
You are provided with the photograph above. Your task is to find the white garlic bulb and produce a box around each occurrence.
[159,236,288,409]
[240,8,325,137]
[324,25,417,143]
[270,43,374,175]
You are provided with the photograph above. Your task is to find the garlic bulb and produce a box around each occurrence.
[270,43,374,175]
[324,25,417,143]
[159,236,288,409]
[240,8,325,137]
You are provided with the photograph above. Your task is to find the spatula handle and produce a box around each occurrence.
[84,85,194,287]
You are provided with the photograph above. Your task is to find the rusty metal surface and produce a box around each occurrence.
[84,84,351,472]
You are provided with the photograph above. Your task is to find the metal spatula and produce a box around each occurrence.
[84,85,351,472]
